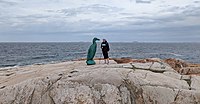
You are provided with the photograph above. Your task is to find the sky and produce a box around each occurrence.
[0,0,200,42]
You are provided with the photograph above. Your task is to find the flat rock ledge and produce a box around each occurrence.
[0,60,200,104]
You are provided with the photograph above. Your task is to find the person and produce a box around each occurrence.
[101,39,110,64]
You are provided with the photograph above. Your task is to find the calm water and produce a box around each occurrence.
[0,42,200,68]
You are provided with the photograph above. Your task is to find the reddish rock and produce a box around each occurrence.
[188,64,200,67]
[164,58,189,72]
[113,58,161,64]
[112,58,133,64]
[164,58,200,76]
[179,67,200,75]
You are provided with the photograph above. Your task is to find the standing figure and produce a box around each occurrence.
[86,37,100,65]
[101,39,110,64]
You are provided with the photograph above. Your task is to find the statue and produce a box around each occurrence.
[86,37,100,65]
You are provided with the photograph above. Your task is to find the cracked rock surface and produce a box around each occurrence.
[0,60,200,104]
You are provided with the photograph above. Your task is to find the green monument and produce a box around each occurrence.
[86,37,100,65]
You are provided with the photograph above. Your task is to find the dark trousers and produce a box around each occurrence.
[102,51,109,59]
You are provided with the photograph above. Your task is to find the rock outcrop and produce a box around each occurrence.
[164,58,189,71]
[113,58,200,76]
[0,59,200,104]
[164,58,200,76]
[113,58,162,64]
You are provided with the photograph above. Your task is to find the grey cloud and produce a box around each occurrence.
[0,0,17,5]
[0,12,54,29]
[48,4,123,16]
[50,17,199,36]
[14,14,51,23]
[122,13,185,26]
[72,16,200,38]
[121,5,195,25]
[159,5,184,14]
[16,14,50,19]
[2,11,198,38]
[153,14,186,23]
[136,0,152,4]
[194,1,200,3]
[160,4,200,17]
[182,6,200,17]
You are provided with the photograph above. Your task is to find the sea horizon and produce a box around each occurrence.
[1,41,200,43]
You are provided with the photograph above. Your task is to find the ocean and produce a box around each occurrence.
[0,42,200,68]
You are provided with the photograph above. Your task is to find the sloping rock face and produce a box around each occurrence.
[0,60,200,104]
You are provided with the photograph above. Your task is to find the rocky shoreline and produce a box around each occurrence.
[0,58,200,104]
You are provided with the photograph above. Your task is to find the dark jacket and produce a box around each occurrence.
[101,41,110,52]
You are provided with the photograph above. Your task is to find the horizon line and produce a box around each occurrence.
[0,41,200,43]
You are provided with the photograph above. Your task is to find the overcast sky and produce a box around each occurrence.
[0,0,200,42]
